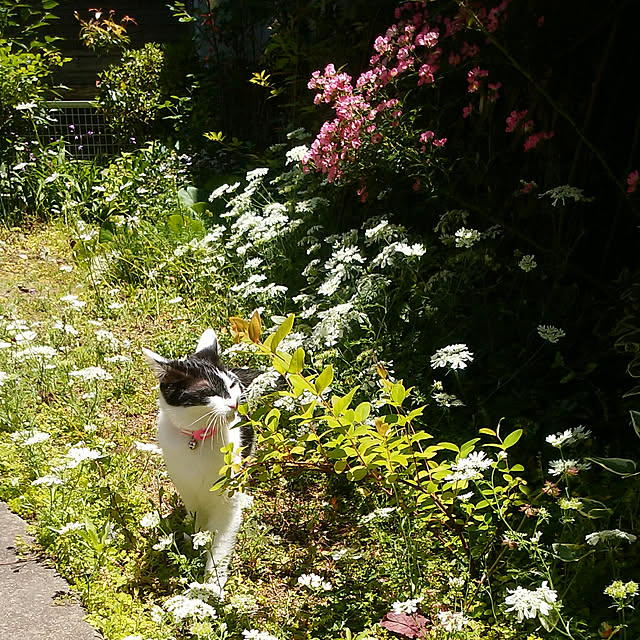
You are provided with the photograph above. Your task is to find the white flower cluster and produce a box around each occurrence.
[297,573,332,591]
[391,597,422,615]
[430,344,474,370]
[454,227,482,248]
[504,581,558,622]
[437,610,470,632]
[242,630,278,640]
[372,241,426,268]
[68,366,113,383]
[548,458,591,477]
[191,530,212,550]
[445,451,493,483]
[361,506,396,524]
[585,529,637,546]
[545,425,591,448]
[163,594,217,621]
[310,303,367,349]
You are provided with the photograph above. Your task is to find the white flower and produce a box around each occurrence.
[185,581,223,600]
[504,581,558,622]
[558,497,583,510]
[0,371,9,386]
[192,530,212,549]
[32,475,64,486]
[94,329,120,350]
[59,265,73,272]
[246,167,269,182]
[545,426,591,448]
[585,529,637,546]
[365,220,390,241]
[361,507,396,524]
[104,355,131,364]
[391,597,422,615]
[57,521,85,534]
[454,227,482,248]
[242,630,279,640]
[285,145,308,165]
[13,345,58,361]
[68,366,113,382]
[519,254,537,271]
[437,610,470,632]
[430,344,474,370]
[153,533,174,551]
[23,430,51,446]
[53,321,79,336]
[445,450,493,483]
[15,102,38,110]
[163,594,217,621]
[13,330,37,343]
[548,458,591,476]
[394,242,426,257]
[537,324,566,343]
[65,446,101,468]
[297,573,332,590]
[135,441,163,455]
[140,511,161,528]
[432,391,464,407]
[60,294,86,309]
[168,296,183,304]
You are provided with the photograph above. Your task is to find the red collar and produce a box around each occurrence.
[181,426,216,449]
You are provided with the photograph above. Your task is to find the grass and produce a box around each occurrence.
[0,221,436,640]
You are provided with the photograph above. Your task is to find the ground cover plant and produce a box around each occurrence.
[1,0,639,639]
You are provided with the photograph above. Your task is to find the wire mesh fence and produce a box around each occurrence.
[44,101,119,159]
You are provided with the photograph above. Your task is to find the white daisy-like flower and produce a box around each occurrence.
[430,344,474,370]
[60,294,86,309]
[246,167,269,182]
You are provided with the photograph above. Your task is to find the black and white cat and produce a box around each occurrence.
[142,328,261,596]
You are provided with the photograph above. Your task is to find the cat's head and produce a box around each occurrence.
[142,329,243,433]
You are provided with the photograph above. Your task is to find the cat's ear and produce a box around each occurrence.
[142,347,170,379]
[196,328,219,355]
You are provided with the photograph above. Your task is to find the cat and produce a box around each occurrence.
[142,328,262,597]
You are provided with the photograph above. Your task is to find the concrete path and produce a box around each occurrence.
[0,502,102,640]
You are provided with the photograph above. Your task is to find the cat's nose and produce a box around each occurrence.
[228,401,238,410]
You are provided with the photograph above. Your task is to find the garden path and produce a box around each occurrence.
[0,501,102,639]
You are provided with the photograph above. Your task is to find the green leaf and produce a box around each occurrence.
[334,460,347,474]
[315,364,333,395]
[551,543,585,562]
[390,383,406,405]
[502,429,523,449]
[630,410,640,440]
[347,466,368,482]
[354,402,371,423]
[267,314,295,353]
[332,387,358,415]
[586,457,638,476]
[479,427,496,436]
[288,347,305,374]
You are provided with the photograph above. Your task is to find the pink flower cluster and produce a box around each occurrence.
[627,169,639,194]
[304,1,515,184]
[523,130,554,151]
[505,110,533,133]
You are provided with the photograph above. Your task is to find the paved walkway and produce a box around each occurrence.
[0,502,101,640]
